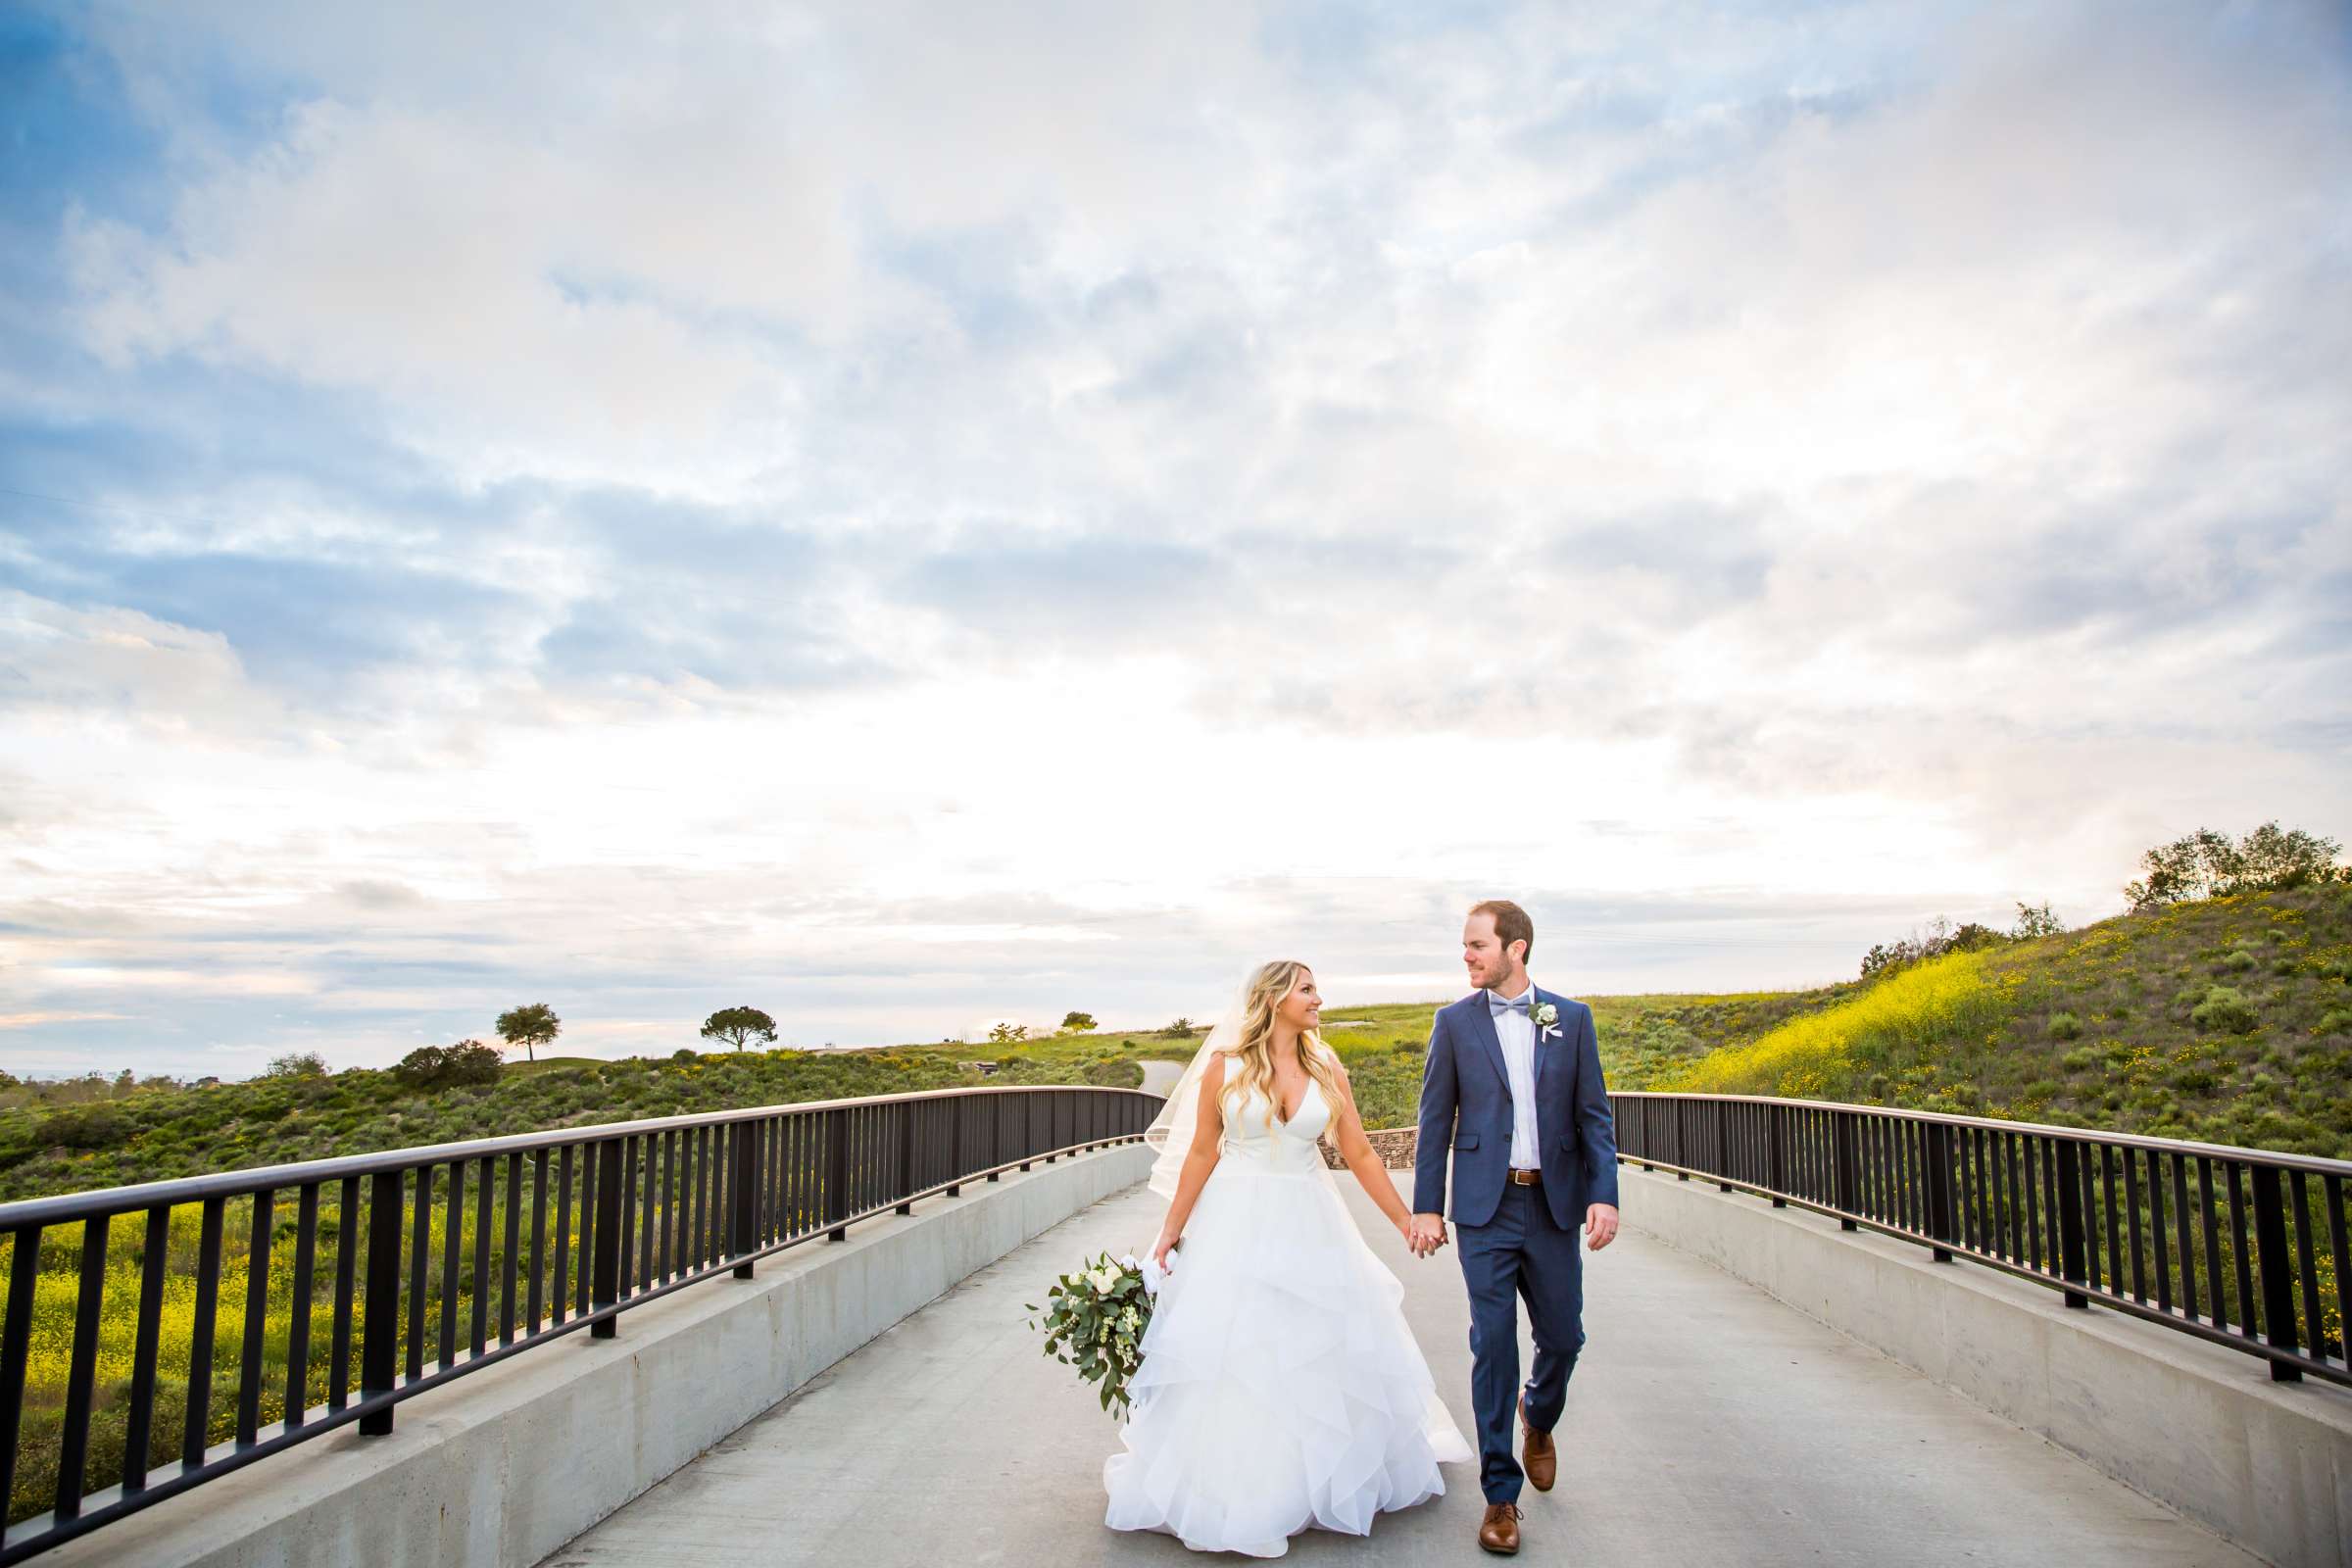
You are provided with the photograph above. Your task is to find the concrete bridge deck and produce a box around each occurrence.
[538,1170,2254,1567]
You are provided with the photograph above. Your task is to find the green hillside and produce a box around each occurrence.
[6,882,2345,1209]
[0,988,1866,1204]
[0,1048,988,1203]
[1666,884,2352,1157]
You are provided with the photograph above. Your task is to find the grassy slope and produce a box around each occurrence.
[0,991,1864,1203]
[7,883,2343,1206]
[0,1049,985,1203]
[1665,884,2352,1157]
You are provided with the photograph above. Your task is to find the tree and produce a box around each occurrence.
[495,1003,562,1063]
[394,1040,504,1089]
[2124,828,2240,909]
[2010,900,2065,940]
[2125,821,2344,910]
[988,1021,1030,1044]
[2232,821,2344,892]
[700,1005,778,1053]
[1060,1010,1098,1032]
[264,1051,329,1080]
[1858,916,2008,981]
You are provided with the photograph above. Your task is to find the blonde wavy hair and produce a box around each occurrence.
[1219,959,1346,1132]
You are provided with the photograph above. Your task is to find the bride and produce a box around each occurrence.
[1102,960,1472,1556]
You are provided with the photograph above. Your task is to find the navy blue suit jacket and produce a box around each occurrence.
[1412,988,1620,1231]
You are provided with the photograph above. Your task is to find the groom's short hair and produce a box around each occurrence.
[1469,900,1533,961]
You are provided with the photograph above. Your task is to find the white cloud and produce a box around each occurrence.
[4,1,2346,1075]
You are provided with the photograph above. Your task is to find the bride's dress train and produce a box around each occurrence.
[1102,1079,1471,1557]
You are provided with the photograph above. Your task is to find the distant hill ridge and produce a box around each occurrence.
[3,884,2345,1205]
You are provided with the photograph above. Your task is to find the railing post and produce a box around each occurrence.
[2248,1164,2303,1382]
[947,1096,963,1198]
[591,1139,624,1337]
[1833,1111,1860,1230]
[732,1121,761,1279]
[1767,1105,1788,1207]
[2056,1140,2090,1308]
[359,1169,402,1434]
[1925,1121,1957,1262]
[896,1101,917,1215]
[1715,1102,1733,1192]
[826,1107,851,1240]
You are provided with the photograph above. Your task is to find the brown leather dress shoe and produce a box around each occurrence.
[1520,1395,1556,1492]
[1479,1501,1523,1554]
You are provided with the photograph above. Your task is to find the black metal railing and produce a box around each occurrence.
[0,1084,1160,1562]
[1611,1092,2351,1389]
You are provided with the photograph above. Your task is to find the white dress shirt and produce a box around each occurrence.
[1493,980,1543,1170]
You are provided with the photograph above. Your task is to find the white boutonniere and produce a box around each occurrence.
[1531,1001,1561,1041]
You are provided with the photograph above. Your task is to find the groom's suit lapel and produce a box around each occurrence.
[1466,997,1512,1098]
[1532,987,1562,1097]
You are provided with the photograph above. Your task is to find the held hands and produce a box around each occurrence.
[1585,1202,1620,1251]
[1151,1230,1183,1274]
[1404,1212,1448,1259]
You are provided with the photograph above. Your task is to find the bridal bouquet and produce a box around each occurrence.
[1026,1249,1159,1416]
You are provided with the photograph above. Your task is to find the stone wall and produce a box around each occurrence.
[1319,1127,1418,1170]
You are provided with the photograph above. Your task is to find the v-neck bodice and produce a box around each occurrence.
[1219,1078,1332,1173]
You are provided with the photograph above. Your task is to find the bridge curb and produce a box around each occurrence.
[42,1142,1155,1568]
[1618,1163,2352,1568]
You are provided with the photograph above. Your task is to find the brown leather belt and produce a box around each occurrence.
[1507,1168,1543,1186]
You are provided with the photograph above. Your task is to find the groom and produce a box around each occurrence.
[1408,900,1619,1556]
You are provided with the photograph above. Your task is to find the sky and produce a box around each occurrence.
[2,2,2348,1080]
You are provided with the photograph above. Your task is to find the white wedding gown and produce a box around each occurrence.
[1102,1079,1472,1556]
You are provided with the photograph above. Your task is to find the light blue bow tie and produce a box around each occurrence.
[1490,992,1533,1016]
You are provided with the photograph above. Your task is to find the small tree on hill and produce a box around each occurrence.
[2125,821,2345,910]
[2011,900,2065,939]
[395,1040,504,1089]
[988,1021,1030,1044]
[1060,1010,1098,1032]
[700,1005,778,1053]
[264,1052,328,1080]
[496,1003,562,1064]
[1859,916,2008,980]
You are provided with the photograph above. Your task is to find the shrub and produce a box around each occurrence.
[393,1040,505,1090]
[1860,917,2011,980]
[1671,951,1997,1099]
[2319,1008,2352,1038]
[2011,900,2066,940]
[2046,1011,2082,1041]
[2220,948,2257,972]
[43,1103,130,1151]
[264,1052,329,1079]
[2189,987,2260,1035]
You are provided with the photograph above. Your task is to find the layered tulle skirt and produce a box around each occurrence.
[1102,1162,1471,1557]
